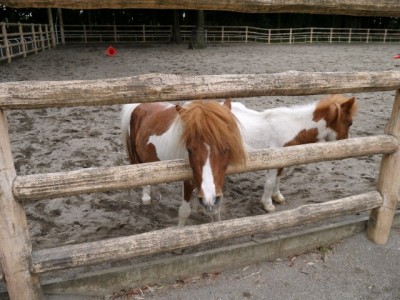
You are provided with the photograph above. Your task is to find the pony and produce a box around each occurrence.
[121,100,247,226]
[231,94,357,213]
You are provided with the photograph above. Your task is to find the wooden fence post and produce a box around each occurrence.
[114,24,117,42]
[83,25,87,43]
[289,28,292,43]
[310,27,313,43]
[383,29,387,43]
[39,25,45,51]
[367,90,400,244]
[47,8,56,48]
[222,26,224,43]
[58,9,65,45]
[45,25,51,49]
[0,110,44,299]
[268,29,271,44]
[245,26,248,43]
[31,24,38,53]
[366,28,370,43]
[329,28,333,43]
[18,23,27,58]
[348,28,352,43]
[143,24,146,42]
[1,22,11,63]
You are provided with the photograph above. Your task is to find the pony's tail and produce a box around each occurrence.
[121,104,140,163]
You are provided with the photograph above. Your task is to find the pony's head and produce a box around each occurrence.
[313,94,357,141]
[176,99,247,215]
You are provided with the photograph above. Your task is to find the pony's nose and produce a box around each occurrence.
[198,197,221,215]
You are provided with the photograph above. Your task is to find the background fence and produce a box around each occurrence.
[1,23,400,62]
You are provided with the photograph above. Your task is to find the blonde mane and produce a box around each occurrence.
[178,101,247,166]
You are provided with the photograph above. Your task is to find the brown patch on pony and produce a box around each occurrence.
[283,128,319,147]
[313,94,357,140]
[177,100,247,166]
[313,94,357,124]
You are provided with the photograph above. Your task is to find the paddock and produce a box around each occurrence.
[1,42,400,298]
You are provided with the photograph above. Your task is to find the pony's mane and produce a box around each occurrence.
[316,94,357,117]
[179,101,247,166]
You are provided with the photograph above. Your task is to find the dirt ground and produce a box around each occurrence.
[1,42,400,299]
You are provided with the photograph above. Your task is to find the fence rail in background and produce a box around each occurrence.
[1,23,400,62]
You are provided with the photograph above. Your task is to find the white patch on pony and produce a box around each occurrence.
[147,104,187,161]
[231,102,337,149]
[201,144,216,206]
[121,103,141,153]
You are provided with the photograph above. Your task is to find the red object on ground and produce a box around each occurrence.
[393,54,400,59]
[105,46,117,57]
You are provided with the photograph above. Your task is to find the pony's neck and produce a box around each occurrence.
[233,102,334,149]
[262,103,335,147]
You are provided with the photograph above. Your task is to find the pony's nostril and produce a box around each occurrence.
[198,197,206,207]
[214,196,222,206]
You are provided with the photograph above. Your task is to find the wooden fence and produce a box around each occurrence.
[0,22,57,63]
[2,23,400,62]
[60,24,400,44]
[0,71,400,299]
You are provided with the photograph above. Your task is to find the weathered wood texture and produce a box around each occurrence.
[2,1,400,17]
[368,90,400,244]
[0,110,43,299]
[1,71,400,109]
[13,134,398,202]
[30,191,382,274]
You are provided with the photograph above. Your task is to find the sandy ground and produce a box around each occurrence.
[1,43,400,298]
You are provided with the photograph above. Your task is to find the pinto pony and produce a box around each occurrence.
[121,100,246,226]
[231,94,357,213]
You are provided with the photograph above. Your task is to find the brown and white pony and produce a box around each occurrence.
[231,94,357,213]
[121,100,247,226]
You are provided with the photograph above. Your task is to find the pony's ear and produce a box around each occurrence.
[223,98,232,110]
[341,97,357,115]
[328,103,341,124]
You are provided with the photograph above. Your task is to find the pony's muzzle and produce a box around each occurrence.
[198,196,222,215]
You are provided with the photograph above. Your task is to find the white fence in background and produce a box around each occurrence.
[0,22,56,63]
[1,23,400,62]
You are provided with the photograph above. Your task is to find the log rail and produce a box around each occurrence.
[12,134,399,201]
[1,71,400,109]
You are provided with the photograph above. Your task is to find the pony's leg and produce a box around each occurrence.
[271,168,286,204]
[261,169,278,213]
[141,185,151,205]
[178,180,194,227]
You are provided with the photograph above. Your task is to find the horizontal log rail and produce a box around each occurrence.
[2,1,400,17]
[1,71,400,109]
[30,191,383,274]
[13,134,399,201]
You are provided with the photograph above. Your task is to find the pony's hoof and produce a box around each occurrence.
[272,194,286,204]
[263,204,276,213]
[141,196,151,205]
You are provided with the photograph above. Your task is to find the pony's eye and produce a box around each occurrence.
[349,121,353,127]
[186,148,192,154]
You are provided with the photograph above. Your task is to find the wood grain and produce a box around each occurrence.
[1,71,400,109]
